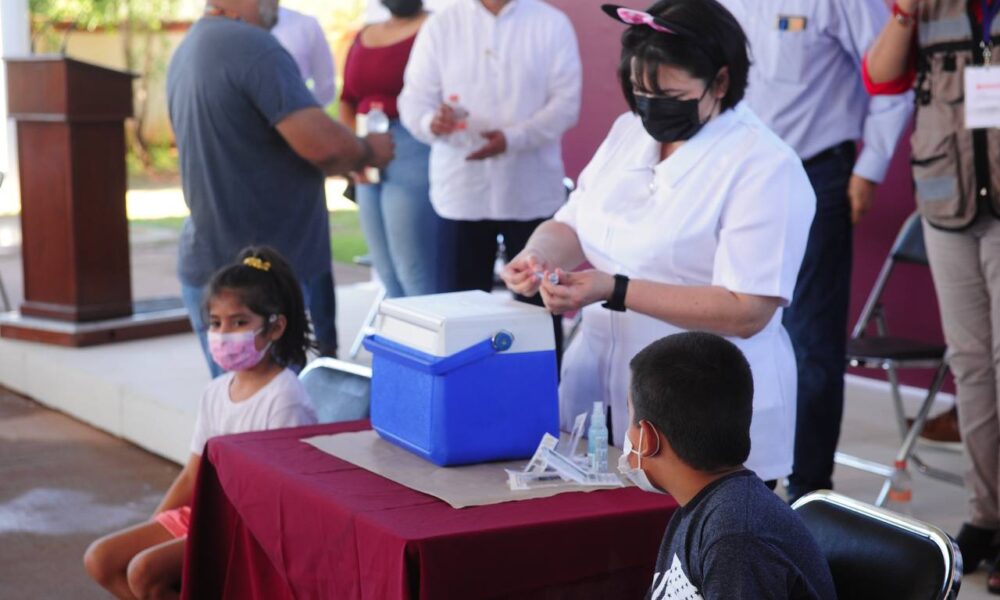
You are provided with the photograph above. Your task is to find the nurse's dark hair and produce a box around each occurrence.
[204,246,315,369]
[629,332,753,472]
[618,0,749,113]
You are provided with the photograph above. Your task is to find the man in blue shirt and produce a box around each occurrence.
[168,0,392,374]
[717,0,914,502]
[622,332,836,600]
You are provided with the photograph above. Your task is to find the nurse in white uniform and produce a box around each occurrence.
[503,0,815,483]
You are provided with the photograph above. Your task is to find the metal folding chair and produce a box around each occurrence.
[299,357,372,423]
[793,491,961,600]
[348,254,386,359]
[834,213,962,506]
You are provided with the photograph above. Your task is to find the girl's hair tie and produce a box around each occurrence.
[243,256,272,272]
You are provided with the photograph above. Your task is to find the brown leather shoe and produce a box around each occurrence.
[908,407,962,450]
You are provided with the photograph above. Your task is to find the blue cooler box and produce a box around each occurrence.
[363,291,559,466]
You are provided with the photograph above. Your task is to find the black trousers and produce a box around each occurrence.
[444,217,564,364]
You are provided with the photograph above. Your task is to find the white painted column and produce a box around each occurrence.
[0,0,32,214]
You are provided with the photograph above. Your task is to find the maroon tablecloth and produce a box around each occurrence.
[180,420,677,599]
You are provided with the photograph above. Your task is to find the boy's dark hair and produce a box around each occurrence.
[205,246,314,369]
[617,0,750,113]
[629,332,753,472]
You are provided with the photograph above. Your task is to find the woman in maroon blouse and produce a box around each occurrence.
[340,0,446,297]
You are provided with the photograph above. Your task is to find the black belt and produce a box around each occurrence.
[803,141,856,168]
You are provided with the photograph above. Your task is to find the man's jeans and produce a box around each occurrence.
[785,142,855,501]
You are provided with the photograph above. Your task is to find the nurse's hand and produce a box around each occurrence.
[540,269,615,316]
[502,250,552,297]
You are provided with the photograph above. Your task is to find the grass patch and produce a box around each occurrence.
[127,142,180,179]
[131,216,186,231]
[130,210,367,265]
[329,209,368,263]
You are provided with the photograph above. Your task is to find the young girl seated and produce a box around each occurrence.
[83,246,318,599]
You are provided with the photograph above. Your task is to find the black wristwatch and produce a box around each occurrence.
[602,274,629,312]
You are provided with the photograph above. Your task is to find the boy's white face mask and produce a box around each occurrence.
[617,425,666,494]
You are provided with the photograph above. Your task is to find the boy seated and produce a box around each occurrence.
[621,332,837,599]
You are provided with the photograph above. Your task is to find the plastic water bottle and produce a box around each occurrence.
[366,102,390,134]
[885,459,913,516]
[363,102,390,182]
[446,94,469,126]
[446,94,471,146]
[588,402,609,473]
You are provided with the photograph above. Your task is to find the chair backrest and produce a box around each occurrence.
[890,212,928,266]
[792,491,960,600]
[851,213,929,338]
[299,358,372,424]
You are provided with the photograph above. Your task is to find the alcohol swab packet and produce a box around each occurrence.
[542,447,623,487]
[523,432,560,473]
[506,470,563,491]
[510,430,623,491]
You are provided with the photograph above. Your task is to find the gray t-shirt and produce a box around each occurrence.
[167,17,329,286]
[648,470,837,600]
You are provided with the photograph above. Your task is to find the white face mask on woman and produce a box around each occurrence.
[617,424,666,494]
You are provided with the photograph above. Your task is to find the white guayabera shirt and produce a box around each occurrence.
[398,0,582,221]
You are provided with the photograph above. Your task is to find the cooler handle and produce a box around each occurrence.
[363,334,508,375]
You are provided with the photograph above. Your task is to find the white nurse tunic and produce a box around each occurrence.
[554,103,815,482]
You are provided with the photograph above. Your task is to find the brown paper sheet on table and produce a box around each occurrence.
[303,430,626,509]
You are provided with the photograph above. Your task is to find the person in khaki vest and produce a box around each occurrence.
[866,0,1000,593]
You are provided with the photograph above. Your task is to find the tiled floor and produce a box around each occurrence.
[0,387,178,599]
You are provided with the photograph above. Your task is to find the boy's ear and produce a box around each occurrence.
[638,420,663,458]
[266,314,287,342]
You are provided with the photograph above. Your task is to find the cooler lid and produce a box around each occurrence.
[373,291,555,357]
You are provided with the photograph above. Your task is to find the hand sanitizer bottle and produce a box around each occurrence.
[588,402,609,473]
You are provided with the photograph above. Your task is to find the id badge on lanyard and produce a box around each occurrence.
[965,0,1000,128]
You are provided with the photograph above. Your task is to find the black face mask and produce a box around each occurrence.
[634,85,712,143]
[383,0,422,17]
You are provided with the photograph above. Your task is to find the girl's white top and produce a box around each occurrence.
[190,368,318,455]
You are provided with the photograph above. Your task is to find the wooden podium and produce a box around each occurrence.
[1,56,190,346]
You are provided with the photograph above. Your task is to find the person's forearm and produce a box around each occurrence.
[504,93,580,153]
[154,467,198,514]
[854,93,913,182]
[866,5,917,84]
[625,280,779,339]
[397,95,437,146]
[339,102,358,136]
[277,107,370,176]
[316,132,368,177]
[523,220,586,270]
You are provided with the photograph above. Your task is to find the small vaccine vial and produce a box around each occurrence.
[535,271,560,285]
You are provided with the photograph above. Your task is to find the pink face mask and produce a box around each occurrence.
[208,324,272,372]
